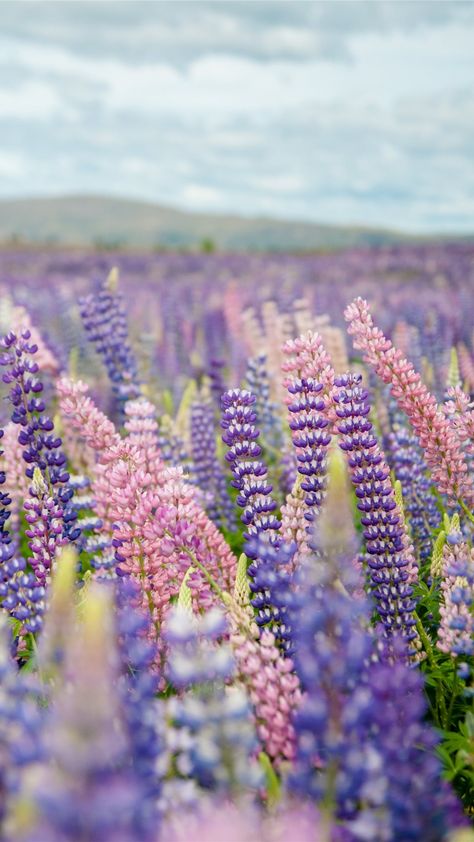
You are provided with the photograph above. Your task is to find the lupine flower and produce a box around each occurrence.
[288,499,374,816]
[166,801,340,842]
[332,373,418,648]
[16,585,157,842]
[221,389,291,641]
[79,268,141,420]
[285,377,331,534]
[0,422,29,550]
[0,329,79,547]
[163,597,260,796]
[224,591,301,767]
[345,298,474,506]
[245,353,283,448]
[363,651,466,841]
[437,532,474,658]
[221,389,280,544]
[58,377,236,669]
[0,615,45,824]
[388,423,439,561]
[191,394,235,529]
[207,357,226,409]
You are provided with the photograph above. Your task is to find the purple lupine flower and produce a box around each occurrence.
[0,329,80,548]
[221,389,291,641]
[221,389,280,545]
[388,422,439,561]
[79,272,141,421]
[19,585,157,842]
[115,577,163,827]
[163,604,260,796]
[286,377,331,534]
[0,616,45,823]
[289,490,463,837]
[333,372,417,648]
[364,649,466,841]
[288,529,374,816]
[191,396,235,530]
[279,443,298,495]
[208,357,226,410]
[0,427,14,568]
[438,533,474,659]
[245,353,283,449]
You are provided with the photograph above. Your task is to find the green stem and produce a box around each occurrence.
[459,499,474,526]
[415,611,448,729]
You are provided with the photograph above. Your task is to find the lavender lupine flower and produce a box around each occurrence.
[289,484,463,838]
[286,377,331,535]
[437,532,474,659]
[279,443,298,495]
[244,536,296,653]
[245,353,283,449]
[221,389,280,546]
[388,423,439,562]
[18,586,157,842]
[208,358,226,410]
[79,270,141,420]
[0,329,80,548]
[333,373,417,649]
[364,651,466,842]
[163,602,261,796]
[288,505,376,816]
[0,427,13,567]
[191,396,235,529]
[116,577,163,826]
[221,390,289,638]
[0,616,45,824]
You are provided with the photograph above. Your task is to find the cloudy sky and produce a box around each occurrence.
[0,1,473,232]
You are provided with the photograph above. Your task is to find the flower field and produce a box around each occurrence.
[0,242,474,840]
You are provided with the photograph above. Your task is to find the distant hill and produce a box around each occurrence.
[0,194,469,252]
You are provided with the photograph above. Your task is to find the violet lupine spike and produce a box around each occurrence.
[388,423,440,562]
[191,396,235,530]
[333,373,418,649]
[221,389,294,645]
[79,270,141,421]
[437,533,474,659]
[0,428,13,567]
[245,353,283,449]
[286,377,332,535]
[345,297,474,508]
[220,389,280,547]
[0,329,80,549]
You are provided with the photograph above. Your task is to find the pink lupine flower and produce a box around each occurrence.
[282,329,335,398]
[57,377,237,670]
[225,596,302,767]
[57,378,119,453]
[443,386,474,459]
[1,421,29,540]
[345,297,474,506]
[166,801,324,842]
[280,481,310,569]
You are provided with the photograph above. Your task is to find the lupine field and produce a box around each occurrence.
[0,242,474,841]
